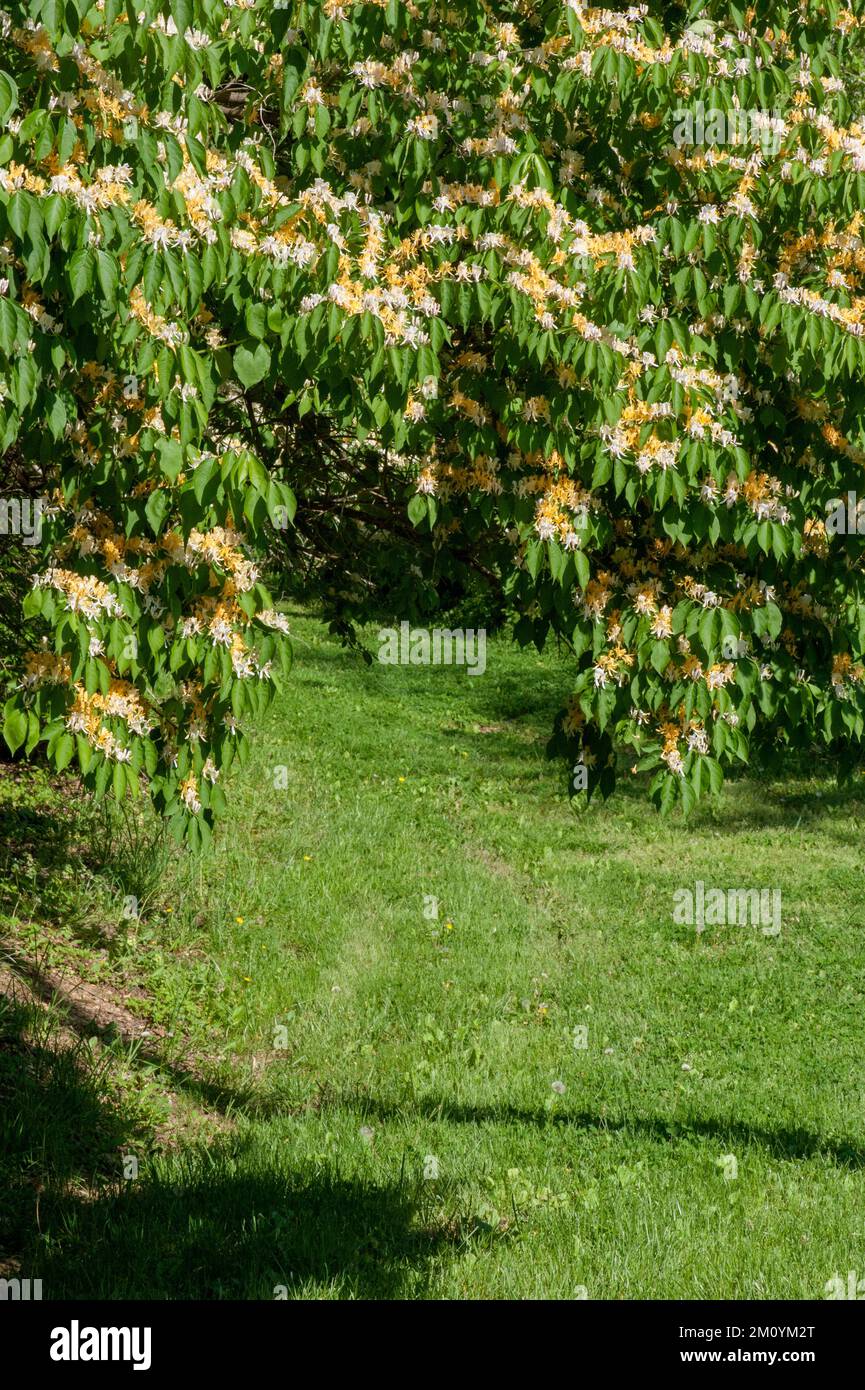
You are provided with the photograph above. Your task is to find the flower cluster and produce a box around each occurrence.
[3,0,865,831]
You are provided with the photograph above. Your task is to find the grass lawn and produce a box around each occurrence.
[2,609,864,1299]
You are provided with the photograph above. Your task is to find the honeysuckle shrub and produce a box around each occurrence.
[2,0,865,842]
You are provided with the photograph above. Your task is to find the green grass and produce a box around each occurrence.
[2,609,865,1299]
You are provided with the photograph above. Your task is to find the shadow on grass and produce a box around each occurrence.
[3,970,861,1297]
[0,995,135,1267]
[0,798,83,927]
[32,1160,445,1299]
[17,951,863,1182]
[0,992,445,1299]
[0,944,268,1119]
[345,1096,865,1171]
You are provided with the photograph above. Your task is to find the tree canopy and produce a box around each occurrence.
[3,0,865,840]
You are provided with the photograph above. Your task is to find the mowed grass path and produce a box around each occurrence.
[3,610,865,1299]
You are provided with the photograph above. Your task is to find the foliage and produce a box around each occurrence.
[2,0,865,832]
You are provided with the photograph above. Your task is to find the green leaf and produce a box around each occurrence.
[55,732,75,772]
[22,589,43,619]
[0,297,23,353]
[0,72,18,126]
[76,736,92,774]
[698,606,720,655]
[574,551,590,589]
[145,488,170,535]
[192,452,218,503]
[24,711,40,756]
[3,702,27,755]
[234,343,271,388]
[96,250,118,305]
[13,356,37,412]
[407,494,427,526]
[525,540,543,581]
[650,640,670,675]
[113,759,128,801]
[157,437,184,481]
[68,248,95,302]
[245,302,268,339]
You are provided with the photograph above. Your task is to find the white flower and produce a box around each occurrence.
[407,113,439,140]
[257,609,291,636]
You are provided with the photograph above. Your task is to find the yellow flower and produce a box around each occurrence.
[236,916,244,924]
